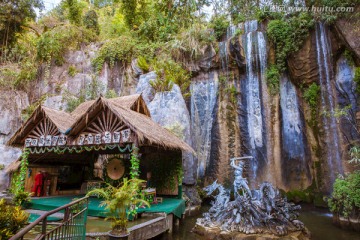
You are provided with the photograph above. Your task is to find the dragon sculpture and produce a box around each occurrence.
[197,157,305,236]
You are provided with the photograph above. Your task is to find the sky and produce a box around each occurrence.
[36,0,62,16]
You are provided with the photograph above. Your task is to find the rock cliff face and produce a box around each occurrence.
[0,92,28,191]
[0,19,359,198]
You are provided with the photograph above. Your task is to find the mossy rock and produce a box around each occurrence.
[284,189,313,203]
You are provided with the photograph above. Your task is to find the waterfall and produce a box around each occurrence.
[315,22,343,183]
[190,72,219,178]
[242,20,268,183]
[280,75,304,160]
[219,24,237,74]
[280,74,310,185]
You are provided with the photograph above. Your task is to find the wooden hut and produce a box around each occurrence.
[7,94,193,197]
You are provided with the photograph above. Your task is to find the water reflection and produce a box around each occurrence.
[155,205,360,240]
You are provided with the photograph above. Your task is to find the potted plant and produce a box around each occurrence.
[87,178,150,240]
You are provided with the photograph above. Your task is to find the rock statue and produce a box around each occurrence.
[195,157,309,239]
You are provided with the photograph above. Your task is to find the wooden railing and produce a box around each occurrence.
[10,196,89,240]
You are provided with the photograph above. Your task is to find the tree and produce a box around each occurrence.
[83,10,100,35]
[0,0,43,55]
[65,0,82,25]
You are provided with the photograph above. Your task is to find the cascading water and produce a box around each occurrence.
[219,25,237,74]
[241,20,268,184]
[315,22,343,185]
[280,74,310,186]
[190,72,219,178]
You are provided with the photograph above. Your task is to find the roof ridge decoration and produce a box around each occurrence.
[8,94,194,153]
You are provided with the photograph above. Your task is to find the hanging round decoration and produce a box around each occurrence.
[106,158,125,180]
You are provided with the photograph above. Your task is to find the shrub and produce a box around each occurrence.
[137,56,149,73]
[0,199,29,239]
[13,190,31,207]
[92,36,137,72]
[105,89,117,98]
[37,25,96,65]
[303,83,321,125]
[150,59,191,97]
[21,94,48,120]
[265,65,281,96]
[83,10,100,35]
[209,14,230,41]
[169,23,214,64]
[328,171,360,217]
[303,83,321,109]
[267,13,314,70]
[68,65,78,77]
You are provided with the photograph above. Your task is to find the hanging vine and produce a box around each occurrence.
[130,146,140,179]
[11,148,30,194]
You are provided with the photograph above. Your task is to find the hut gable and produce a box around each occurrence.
[70,94,150,120]
[68,97,193,152]
[7,106,74,147]
[7,94,193,153]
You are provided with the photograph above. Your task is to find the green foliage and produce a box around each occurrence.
[318,0,359,23]
[86,178,150,234]
[105,89,117,98]
[13,191,32,207]
[150,59,191,97]
[169,22,214,64]
[130,147,140,179]
[0,199,29,239]
[265,65,281,96]
[63,77,104,112]
[150,157,182,191]
[137,56,149,73]
[10,149,30,203]
[68,65,78,77]
[0,32,39,90]
[0,164,4,170]
[303,83,321,124]
[21,94,48,120]
[328,171,360,217]
[0,62,37,90]
[64,0,83,25]
[344,49,355,66]
[349,145,360,165]
[0,0,43,52]
[92,36,136,72]
[83,10,100,35]
[225,85,238,104]
[354,67,360,94]
[267,13,314,70]
[37,25,96,65]
[209,14,230,41]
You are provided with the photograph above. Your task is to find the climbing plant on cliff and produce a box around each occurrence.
[265,64,280,96]
[303,83,321,126]
[92,36,137,72]
[267,13,314,70]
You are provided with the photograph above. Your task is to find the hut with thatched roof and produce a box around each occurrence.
[7,94,193,196]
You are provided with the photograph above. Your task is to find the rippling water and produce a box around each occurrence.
[85,204,360,240]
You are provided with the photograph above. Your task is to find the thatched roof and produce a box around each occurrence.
[69,97,194,153]
[71,94,150,119]
[42,106,74,132]
[7,106,74,147]
[7,94,194,153]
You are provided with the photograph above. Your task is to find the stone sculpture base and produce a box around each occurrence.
[193,224,311,240]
